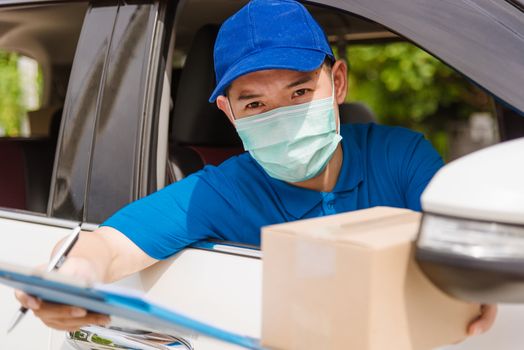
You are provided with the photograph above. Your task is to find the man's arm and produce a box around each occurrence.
[17,165,237,331]
[15,226,157,331]
[65,226,159,283]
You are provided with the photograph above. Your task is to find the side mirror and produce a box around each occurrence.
[416,138,524,303]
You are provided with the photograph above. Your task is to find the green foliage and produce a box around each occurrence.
[0,50,25,136]
[36,63,44,108]
[91,334,113,345]
[344,42,491,159]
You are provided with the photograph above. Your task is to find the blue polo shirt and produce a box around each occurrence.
[102,123,443,259]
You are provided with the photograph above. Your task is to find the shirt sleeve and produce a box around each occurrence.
[383,127,444,212]
[100,170,228,260]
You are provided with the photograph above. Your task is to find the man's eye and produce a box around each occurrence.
[246,101,263,109]
[293,88,310,97]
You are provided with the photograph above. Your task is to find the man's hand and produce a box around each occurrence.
[14,227,157,331]
[468,304,497,336]
[14,256,110,332]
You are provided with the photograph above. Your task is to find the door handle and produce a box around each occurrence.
[66,325,193,349]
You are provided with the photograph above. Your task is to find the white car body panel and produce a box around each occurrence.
[0,213,73,350]
[49,247,261,350]
[1,213,524,349]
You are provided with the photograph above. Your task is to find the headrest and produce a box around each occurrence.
[339,102,377,124]
[172,25,242,147]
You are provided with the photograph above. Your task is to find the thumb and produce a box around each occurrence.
[14,290,41,310]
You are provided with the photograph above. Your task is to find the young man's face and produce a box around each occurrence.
[216,59,348,122]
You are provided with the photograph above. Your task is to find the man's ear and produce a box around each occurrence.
[216,95,235,125]
[332,59,348,105]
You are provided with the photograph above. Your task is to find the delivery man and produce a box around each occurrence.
[16,0,496,336]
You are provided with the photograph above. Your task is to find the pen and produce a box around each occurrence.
[6,225,82,334]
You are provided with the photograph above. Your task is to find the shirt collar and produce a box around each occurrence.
[332,130,363,193]
[259,133,364,219]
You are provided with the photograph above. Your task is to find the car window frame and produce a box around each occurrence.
[79,0,176,224]
[308,0,524,115]
[48,0,120,222]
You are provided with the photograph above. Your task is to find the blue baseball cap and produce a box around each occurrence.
[209,0,335,102]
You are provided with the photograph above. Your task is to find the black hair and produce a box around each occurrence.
[224,55,336,97]
[323,55,335,68]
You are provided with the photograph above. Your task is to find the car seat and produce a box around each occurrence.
[0,140,27,210]
[168,25,243,181]
[339,102,376,124]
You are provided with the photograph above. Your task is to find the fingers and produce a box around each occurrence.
[35,303,111,332]
[32,301,110,327]
[41,313,111,332]
[15,290,41,310]
[32,302,88,319]
[468,304,498,336]
[15,289,110,331]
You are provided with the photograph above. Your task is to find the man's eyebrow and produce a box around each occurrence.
[286,76,313,88]
[237,93,263,101]
[235,75,313,100]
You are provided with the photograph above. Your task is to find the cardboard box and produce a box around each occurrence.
[261,207,480,350]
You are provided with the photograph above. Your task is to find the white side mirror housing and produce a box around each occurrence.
[416,138,524,303]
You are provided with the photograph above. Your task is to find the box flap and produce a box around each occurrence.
[263,207,421,249]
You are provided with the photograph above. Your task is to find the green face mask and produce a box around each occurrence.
[233,84,342,183]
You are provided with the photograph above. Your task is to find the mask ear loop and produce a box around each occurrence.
[227,96,237,121]
[330,71,341,135]
[330,72,335,101]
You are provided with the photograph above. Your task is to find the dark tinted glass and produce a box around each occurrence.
[85,3,159,223]
[50,2,118,220]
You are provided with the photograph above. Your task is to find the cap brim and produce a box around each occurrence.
[209,47,328,102]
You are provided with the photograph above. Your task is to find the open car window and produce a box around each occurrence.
[166,0,507,188]
[0,2,87,213]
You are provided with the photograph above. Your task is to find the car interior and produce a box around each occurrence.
[0,2,87,212]
[166,0,389,182]
[0,0,505,217]
[166,0,513,190]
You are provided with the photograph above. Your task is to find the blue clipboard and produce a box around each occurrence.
[0,262,264,349]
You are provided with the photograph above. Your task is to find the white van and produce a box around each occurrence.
[0,0,522,349]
